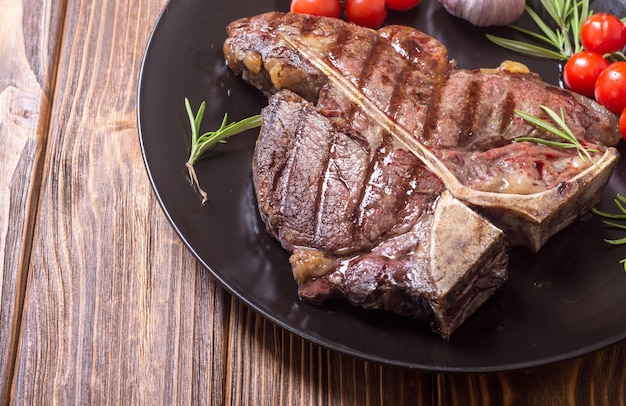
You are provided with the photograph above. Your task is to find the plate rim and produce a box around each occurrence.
[136,0,626,373]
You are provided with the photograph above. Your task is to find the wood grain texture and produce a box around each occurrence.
[442,344,626,406]
[4,0,626,404]
[10,0,194,403]
[0,0,65,402]
[220,302,626,405]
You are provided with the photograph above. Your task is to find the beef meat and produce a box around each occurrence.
[223,12,620,336]
[255,90,507,338]
[224,13,619,148]
[224,12,620,250]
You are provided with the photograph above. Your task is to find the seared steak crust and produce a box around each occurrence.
[224,12,620,337]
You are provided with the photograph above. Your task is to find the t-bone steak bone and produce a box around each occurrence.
[222,12,620,337]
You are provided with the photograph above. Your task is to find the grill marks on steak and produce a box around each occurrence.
[224,12,620,337]
[225,13,452,123]
[256,91,441,255]
[225,13,619,200]
[224,13,620,151]
[255,90,507,337]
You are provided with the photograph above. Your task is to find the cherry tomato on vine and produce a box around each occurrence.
[344,0,387,29]
[290,0,341,18]
[619,109,626,140]
[563,51,609,97]
[594,62,626,114]
[580,13,626,54]
[386,0,421,12]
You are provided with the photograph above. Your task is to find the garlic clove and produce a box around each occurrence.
[439,0,526,27]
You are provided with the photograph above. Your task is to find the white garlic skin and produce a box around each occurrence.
[439,0,526,27]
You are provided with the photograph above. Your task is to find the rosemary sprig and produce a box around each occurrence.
[184,97,262,204]
[514,105,598,162]
[486,0,592,60]
[592,194,626,271]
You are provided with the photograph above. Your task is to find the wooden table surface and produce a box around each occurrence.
[1,0,625,404]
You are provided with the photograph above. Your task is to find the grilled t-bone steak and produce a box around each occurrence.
[256,90,508,337]
[223,12,620,337]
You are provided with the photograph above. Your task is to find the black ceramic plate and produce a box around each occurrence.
[138,0,626,372]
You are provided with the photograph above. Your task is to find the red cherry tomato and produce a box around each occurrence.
[345,0,388,29]
[594,61,626,114]
[619,109,626,140]
[580,13,626,54]
[563,51,609,97]
[386,0,421,12]
[290,0,341,18]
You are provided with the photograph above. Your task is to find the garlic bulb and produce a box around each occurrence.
[439,0,526,27]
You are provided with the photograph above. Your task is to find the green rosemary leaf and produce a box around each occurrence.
[592,207,626,220]
[189,114,262,165]
[487,0,591,60]
[194,103,206,138]
[525,5,561,47]
[539,106,577,143]
[602,220,626,230]
[540,0,563,23]
[570,0,581,52]
[514,109,569,139]
[514,106,595,162]
[508,25,556,47]
[485,35,565,60]
[604,237,626,245]
[184,98,262,203]
[593,193,626,270]
[514,137,580,149]
[615,197,626,215]
[185,98,200,145]
[571,0,592,53]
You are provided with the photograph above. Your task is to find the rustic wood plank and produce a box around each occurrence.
[435,341,626,406]
[0,0,66,402]
[7,0,228,403]
[224,301,443,405]
[191,264,229,406]
[224,297,625,405]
